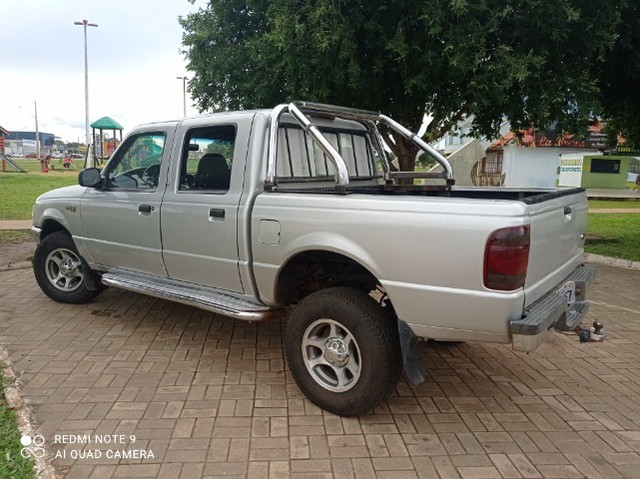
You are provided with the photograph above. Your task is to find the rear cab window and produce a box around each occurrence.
[275,124,384,187]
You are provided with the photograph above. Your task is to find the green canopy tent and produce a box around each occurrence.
[88,116,124,168]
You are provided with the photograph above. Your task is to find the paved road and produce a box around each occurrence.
[1,264,639,478]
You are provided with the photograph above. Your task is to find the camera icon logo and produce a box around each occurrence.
[20,435,45,459]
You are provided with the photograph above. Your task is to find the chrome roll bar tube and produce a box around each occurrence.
[266,103,350,188]
[288,103,350,187]
[378,115,454,182]
[266,101,455,189]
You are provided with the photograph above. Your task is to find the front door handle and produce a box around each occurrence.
[138,204,153,214]
[209,208,225,219]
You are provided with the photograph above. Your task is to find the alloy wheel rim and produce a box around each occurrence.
[45,247,84,292]
[301,318,362,392]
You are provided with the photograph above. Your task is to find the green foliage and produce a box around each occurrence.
[597,1,640,148]
[0,372,36,479]
[181,0,623,169]
[417,153,436,170]
[180,0,279,111]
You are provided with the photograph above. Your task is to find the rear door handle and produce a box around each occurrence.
[564,206,573,222]
[209,208,225,219]
[138,204,153,214]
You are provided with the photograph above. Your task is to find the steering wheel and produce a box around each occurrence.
[140,163,161,187]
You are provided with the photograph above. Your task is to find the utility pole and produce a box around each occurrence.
[34,100,40,160]
[74,19,98,147]
[19,102,40,160]
[176,76,189,117]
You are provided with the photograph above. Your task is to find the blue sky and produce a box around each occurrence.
[1,0,206,142]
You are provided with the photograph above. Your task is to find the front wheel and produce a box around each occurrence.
[284,287,402,416]
[33,231,104,304]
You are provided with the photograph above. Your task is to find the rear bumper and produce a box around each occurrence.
[510,263,597,352]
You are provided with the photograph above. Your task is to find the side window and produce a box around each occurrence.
[179,125,236,193]
[106,133,166,189]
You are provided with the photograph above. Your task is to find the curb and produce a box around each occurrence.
[0,347,58,479]
[584,253,640,271]
[0,221,32,231]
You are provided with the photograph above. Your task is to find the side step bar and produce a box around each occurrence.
[101,272,281,321]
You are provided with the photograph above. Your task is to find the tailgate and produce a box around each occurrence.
[523,189,588,307]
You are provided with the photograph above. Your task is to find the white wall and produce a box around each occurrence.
[502,146,600,187]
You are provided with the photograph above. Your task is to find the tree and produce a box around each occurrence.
[597,1,640,148]
[181,0,623,170]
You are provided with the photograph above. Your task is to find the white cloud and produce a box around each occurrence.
[0,0,206,143]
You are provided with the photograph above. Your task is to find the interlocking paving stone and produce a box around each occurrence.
[1,264,639,478]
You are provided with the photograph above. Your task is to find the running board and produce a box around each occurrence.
[101,272,280,321]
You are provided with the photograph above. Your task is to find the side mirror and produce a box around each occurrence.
[78,168,103,188]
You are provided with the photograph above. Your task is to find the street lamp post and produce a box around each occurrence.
[74,19,98,148]
[176,76,189,117]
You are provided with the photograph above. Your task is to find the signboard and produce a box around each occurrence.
[518,128,606,149]
[558,154,584,187]
[616,145,640,156]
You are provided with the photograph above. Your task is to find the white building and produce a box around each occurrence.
[481,128,605,188]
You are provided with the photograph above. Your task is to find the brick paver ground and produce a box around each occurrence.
[0,264,639,479]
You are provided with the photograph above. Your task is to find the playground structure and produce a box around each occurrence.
[0,124,26,172]
[85,116,123,168]
[0,151,26,172]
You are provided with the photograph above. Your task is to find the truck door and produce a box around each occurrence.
[160,120,245,293]
[81,127,174,276]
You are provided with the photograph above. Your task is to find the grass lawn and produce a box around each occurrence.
[0,230,32,243]
[586,213,640,261]
[0,371,36,479]
[0,172,78,220]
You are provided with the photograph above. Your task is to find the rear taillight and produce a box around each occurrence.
[484,225,530,291]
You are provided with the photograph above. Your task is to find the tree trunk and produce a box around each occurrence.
[387,130,420,172]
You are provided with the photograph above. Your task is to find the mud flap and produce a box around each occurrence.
[398,320,427,386]
[79,256,99,291]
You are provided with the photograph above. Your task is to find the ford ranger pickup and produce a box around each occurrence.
[31,101,596,416]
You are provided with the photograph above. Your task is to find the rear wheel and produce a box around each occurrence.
[33,231,104,304]
[284,287,402,416]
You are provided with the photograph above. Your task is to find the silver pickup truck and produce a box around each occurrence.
[31,102,595,416]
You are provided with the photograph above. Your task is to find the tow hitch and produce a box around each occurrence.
[576,321,606,343]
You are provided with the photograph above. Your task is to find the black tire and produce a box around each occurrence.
[284,287,402,416]
[33,231,104,304]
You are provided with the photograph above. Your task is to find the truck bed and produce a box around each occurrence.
[273,183,585,205]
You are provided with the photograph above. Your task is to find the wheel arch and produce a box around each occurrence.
[39,218,70,241]
[275,249,383,306]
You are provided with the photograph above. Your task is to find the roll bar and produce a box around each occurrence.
[266,101,454,189]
